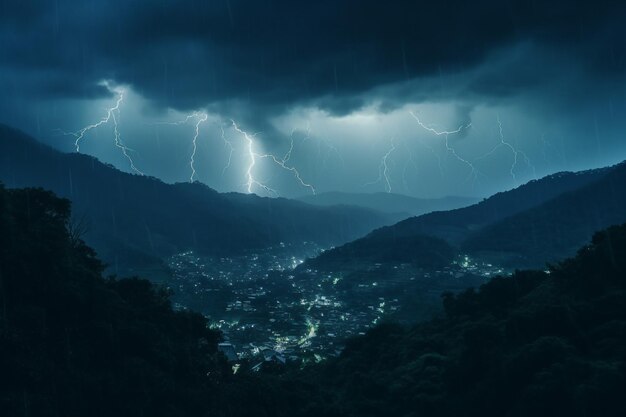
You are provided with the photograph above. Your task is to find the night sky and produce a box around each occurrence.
[1,0,625,198]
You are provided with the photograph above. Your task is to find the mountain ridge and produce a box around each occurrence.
[307,161,623,269]
[0,124,398,277]
[298,191,478,217]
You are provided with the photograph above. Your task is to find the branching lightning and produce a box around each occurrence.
[475,115,535,181]
[155,112,208,182]
[152,115,315,194]
[58,81,540,196]
[409,111,470,136]
[409,111,476,181]
[231,120,316,196]
[231,120,278,195]
[111,108,145,176]
[189,113,209,182]
[60,84,144,175]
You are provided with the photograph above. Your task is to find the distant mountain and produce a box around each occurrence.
[0,124,396,277]
[298,191,477,217]
[307,162,623,269]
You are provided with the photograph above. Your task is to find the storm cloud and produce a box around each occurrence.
[1,0,625,197]
[2,1,624,112]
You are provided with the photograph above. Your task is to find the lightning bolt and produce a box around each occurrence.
[231,120,278,195]
[409,111,476,181]
[60,84,144,175]
[111,108,145,176]
[189,113,209,182]
[154,112,208,182]
[475,115,535,181]
[155,113,200,127]
[230,120,316,196]
[409,111,469,136]
[365,139,396,193]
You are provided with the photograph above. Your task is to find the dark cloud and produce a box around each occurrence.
[2,0,626,201]
[1,0,625,119]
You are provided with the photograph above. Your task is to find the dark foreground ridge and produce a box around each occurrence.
[0,185,230,416]
[1,184,625,416]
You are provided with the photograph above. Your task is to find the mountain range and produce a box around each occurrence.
[0,124,399,277]
[5,123,626,276]
[308,161,626,269]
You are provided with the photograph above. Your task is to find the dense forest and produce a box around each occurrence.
[1,184,625,416]
[0,185,230,416]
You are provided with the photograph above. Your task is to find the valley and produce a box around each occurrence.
[166,242,503,363]
[3,2,626,415]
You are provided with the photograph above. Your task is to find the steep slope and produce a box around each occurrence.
[0,124,394,276]
[298,191,477,217]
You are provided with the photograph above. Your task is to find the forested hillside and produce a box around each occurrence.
[271,224,626,416]
[0,185,229,416]
[2,184,625,417]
